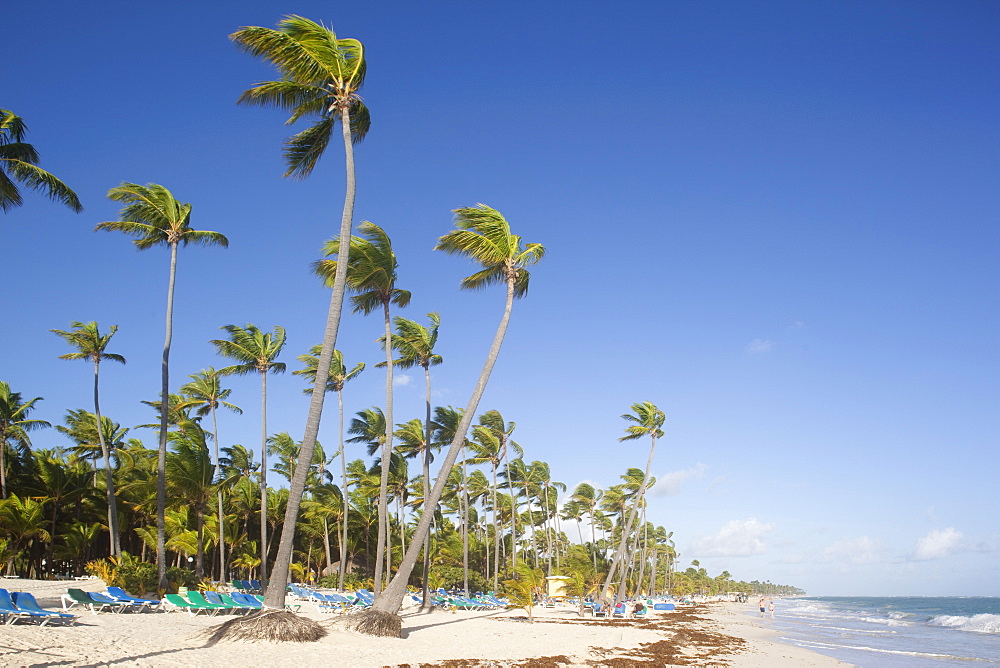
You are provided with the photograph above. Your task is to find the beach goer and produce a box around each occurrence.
[759,598,766,617]
[769,599,775,619]
[633,601,645,616]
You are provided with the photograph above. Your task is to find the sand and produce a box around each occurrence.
[0,578,850,667]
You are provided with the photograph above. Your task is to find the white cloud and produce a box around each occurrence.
[689,518,774,558]
[392,374,412,387]
[651,463,707,496]
[745,338,775,354]
[821,536,882,565]
[914,527,965,560]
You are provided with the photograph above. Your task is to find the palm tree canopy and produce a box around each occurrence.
[50,321,126,366]
[211,324,287,376]
[94,182,228,250]
[293,345,364,394]
[230,15,370,178]
[314,221,411,315]
[435,204,545,298]
[619,401,666,442]
[0,109,82,214]
[346,406,387,457]
[376,313,443,370]
[179,368,242,417]
[0,382,50,451]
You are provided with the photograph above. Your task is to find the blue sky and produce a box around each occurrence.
[5,0,998,596]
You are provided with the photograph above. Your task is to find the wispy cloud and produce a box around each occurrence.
[689,518,774,557]
[651,463,707,496]
[392,374,412,387]
[745,338,775,354]
[914,527,965,560]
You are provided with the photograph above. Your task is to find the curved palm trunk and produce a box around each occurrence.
[363,276,516,629]
[589,504,598,570]
[373,301,394,594]
[503,446,517,573]
[338,389,348,590]
[156,242,178,590]
[603,435,657,611]
[92,359,120,557]
[259,371,269,588]
[264,104,356,611]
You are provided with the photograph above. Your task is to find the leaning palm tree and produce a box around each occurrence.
[293,345,363,589]
[95,181,228,588]
[354,204,544,637]
[0,382,50,499]
[378,313,442,607]
[0,109,82,214]
[230,15,369,626]
[50,321,126,557]
[316,220,410,594]
[601,401,665,610]
[180,368,242,581]
[211,324,286,585]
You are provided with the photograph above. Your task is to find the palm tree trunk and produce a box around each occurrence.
[604,435,657,611]
[338,389,348,590]
[259,371,269,588]
[92,359,120,557]
[362,276,517,628]
[420,366,432,610]
[491,467,500,592]
[156,241,178,590]
[461,448,469,597]
[211,404,225,583]
[263,103,356,611]
[374,300,394,595]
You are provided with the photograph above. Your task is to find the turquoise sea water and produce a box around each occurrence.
[765,597,1000,666]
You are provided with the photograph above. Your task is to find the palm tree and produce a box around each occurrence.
[167,421,215,577]
[50,321,125,557]
[231,15,370,620]
[96,181,228,588]
[0,109,82,214]
[433,406,470,593]
[380,313,442,607]
[601,401,665,609]
[569,482,602,569]
[0,382,49,499]
[357,204,544,636]
[317,220,410,594]
[212,323,286,585]
[0,494,49,575]
[294,345,363,589]
[179,368,241,581]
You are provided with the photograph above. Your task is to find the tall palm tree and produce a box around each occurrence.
[317,220,410,594]
[232,15,369,617]
[570,482,602,569]
[433,406,470,593]
[96,181,228,588]
[0,109,82,214]
[357,204,544,636]
[179,368,241,581]
[294,345,363,589]
[0,382,49,499]
[380,313,442,606]
[212,323,286,585]
[601,401,665,609]
[50,321,126,556]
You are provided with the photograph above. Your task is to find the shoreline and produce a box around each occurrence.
[0,579,850,666]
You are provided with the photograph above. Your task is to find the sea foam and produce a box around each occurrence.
[930,613,1000,634]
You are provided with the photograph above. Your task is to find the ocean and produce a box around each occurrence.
[762,597,1000,666]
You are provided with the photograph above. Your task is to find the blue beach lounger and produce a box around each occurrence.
[11,592,77,625]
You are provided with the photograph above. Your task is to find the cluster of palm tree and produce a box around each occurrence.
[5,15,806,639]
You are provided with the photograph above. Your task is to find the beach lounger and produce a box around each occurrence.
[105,586,160,611]
[652,603,675,611]
[230,592,263,609]
[165,593,221,616]
[186,591,231,613]
[11,592,76,625]
[0,589,49,625]
[63,588,130,614]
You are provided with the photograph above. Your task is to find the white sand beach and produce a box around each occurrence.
[0,579,849,667]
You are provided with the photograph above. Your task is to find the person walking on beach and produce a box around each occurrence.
[759,598,766,618]
[769,599,775,619]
